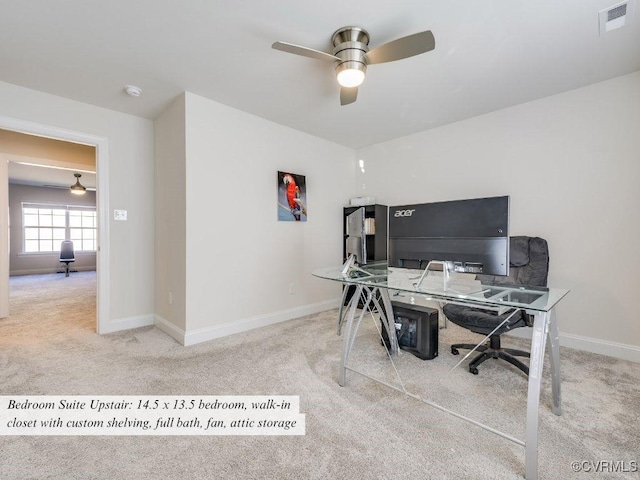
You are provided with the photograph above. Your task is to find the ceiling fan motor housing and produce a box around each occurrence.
[332,27,370,79]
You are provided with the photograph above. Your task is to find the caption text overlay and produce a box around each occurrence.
[0,395,305,436]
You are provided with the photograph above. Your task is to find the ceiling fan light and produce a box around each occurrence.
[70,173,87,195]
[337,68,365,88]
[336,61,367,88]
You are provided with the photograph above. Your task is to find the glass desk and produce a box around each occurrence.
[312,262,569,480]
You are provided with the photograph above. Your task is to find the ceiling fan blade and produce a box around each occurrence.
[365,30,435,65]
[340,87,358,106]
[272,41,340,62]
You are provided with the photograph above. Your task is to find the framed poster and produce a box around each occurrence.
[277,171,307,222]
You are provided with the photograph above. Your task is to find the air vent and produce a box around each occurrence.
[608,4,627,20]
[600,0,635,35]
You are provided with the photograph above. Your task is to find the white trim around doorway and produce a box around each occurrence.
[0,115,109,334]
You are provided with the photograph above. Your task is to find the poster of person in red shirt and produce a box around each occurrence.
[277,171,307,222]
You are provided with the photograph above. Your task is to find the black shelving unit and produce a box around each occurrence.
[342,204,388,263]
[342,204,387,307]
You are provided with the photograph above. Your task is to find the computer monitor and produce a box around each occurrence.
[388,196,510,276]
[345,207,367,265]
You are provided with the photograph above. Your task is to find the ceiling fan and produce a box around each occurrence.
[272,26,435,106]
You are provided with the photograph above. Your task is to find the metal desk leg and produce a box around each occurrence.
[337,285,353,335]
[547,308,562,416]
[339,284,365,387]
[525,311,549,480]
[376,288,398,355]
[346,287,374,362]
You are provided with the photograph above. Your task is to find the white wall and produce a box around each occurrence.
[5,72,636,361]
[356,71,640,360]
[179,92,354,344]
[154,94,187,333]
[0,81,155,328]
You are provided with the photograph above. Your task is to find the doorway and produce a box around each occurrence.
[0,115,109,333]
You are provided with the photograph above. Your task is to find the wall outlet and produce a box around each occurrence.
[168,292,173,305]
[114,209,128,221]
[288,283,295,294]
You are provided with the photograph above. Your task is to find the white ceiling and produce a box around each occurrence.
[8,163,96,190]
[0,0,639,149]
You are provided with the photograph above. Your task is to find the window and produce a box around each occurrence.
[69,209,97,251]
[22,204,97,253]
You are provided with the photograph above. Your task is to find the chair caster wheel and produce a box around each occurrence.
[469,367,479,375]
[451,347,459,355]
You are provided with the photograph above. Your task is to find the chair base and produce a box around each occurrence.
[58,262,76,278]
[451,335,529,376]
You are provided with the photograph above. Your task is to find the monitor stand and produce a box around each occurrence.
[415,260,450,291]
[341,254,356,275]
[341,254,373,278]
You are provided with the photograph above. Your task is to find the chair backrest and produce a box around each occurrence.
[477,236,549,287]
[59,240,75,261]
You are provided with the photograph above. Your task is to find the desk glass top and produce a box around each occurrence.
[313,262,569,313]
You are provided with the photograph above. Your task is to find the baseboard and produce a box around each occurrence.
[99,314,155,334]
[558,333,640,363]
[505,329,640,363]
[105,303,640,363]
[10,267,96,276]
[183,299,340,347]
[154,314,186,345]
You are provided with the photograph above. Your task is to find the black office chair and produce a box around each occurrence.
[443,236,549,376]
[58,240,76,277]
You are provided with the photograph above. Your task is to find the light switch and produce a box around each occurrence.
[114,209,128,221]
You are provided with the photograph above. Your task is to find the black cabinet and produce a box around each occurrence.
[342,204,388,263]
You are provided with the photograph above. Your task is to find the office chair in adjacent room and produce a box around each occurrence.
[443,236,549,376]
[58,240,76,277]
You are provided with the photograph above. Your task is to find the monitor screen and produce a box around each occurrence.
[388,196,509,276]
[345,207,367,265]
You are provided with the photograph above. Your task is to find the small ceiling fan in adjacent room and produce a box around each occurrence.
[272,26,436,106]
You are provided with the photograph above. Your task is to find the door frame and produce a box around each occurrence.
[0,115,109,333]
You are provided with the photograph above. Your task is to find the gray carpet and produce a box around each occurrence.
[1,273,638,479]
